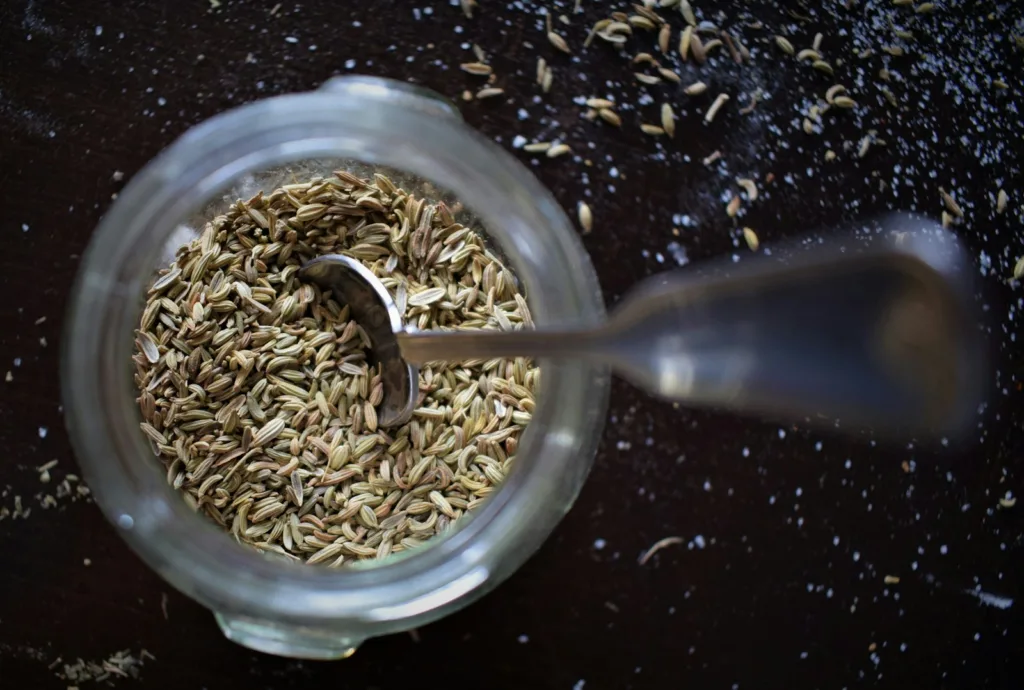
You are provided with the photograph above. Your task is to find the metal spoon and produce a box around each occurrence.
[299,215,984,436]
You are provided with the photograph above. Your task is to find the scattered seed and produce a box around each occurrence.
[812,32,823,51]
[658,24,671,53]
[542,67,554,93]
[690,33,707,64]
[599,108,623,126]
[548,31,571,54]
[775,35,795,55]
[679,25,693,60]
[523,142,553,153]
[941,210,954,229]
[641,123,665,136]
[882,45,905,56]
[1015,257,1024,281]
[726,195,741,217]
[883,575,901,585]
[996,189,1008,214]
[999,496,1017,508]
[704,93,729,122]
[629,15,657,30]
[658,67,682,83]
[812,60,834,75]
[535,57,547,85]
[797,48,821,61]
[661,103,676,137]
[476,87,505,99]
[547,143,572,158]
[825,84,847,104]
[939,187,963,217]
[680,0,696,25]
[858,135,872,158]
[577,202,593,233]
[833,95,857,109]
[684,81,708,95]
[635,72,663,85]
[742,227,759,250]
[736,178,758,201]
[824,149,837,161]
[460,62,492,76]
[916,2,935,12]
[638,536,684,565]
[586,97,615,109]
[703,150,722,166]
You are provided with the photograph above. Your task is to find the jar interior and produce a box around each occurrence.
[137,156,541,574]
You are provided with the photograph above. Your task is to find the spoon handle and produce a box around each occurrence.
[396,328,606,366]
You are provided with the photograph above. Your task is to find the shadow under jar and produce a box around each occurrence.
[62,77,609,659]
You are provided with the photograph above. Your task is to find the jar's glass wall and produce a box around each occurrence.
[63,77,609,657]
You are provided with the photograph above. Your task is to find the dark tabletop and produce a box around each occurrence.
[1,0,1022,688]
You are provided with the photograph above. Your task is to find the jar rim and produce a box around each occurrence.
[63,78,609,636]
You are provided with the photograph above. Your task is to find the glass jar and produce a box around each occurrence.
[62,76,610,659]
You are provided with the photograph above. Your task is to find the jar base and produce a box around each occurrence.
[214,612,362,660]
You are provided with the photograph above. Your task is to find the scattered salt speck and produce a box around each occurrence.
[703,480,712,492]
[795,487,802,497]
[284,36,299,44]
[38,427,48,439]
[593,538,606,550]
[512,135,526,149]
[693,535,706,549]
[157,97,166,106]
[853,551,860,562]
[517,634,529,643]
[778,429,786,439]
[95,26,103,36]
[965,590,1013,609]
[14,358,21,367]
[573,681,585,690]
[22,224,29,232]
[345,59,357,69]
[741,447,749,457]
[799,651,808,660]
[940,544,948,555]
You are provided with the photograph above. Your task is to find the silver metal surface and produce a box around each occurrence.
[298,255,418,427]
[299,214,985,436]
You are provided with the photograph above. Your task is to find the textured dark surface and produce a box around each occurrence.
[1,0,1022,688]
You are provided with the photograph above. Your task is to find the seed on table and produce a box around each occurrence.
[705,93,730,122]
[641,124,665,136]
[726,195,741,217]
[586,98,615,109]
[460,62,492,75]
[833,95,857,109]
[684,81,707,95]
[599,108,623,126]
[1014,257,1024,281]
[475,87,504,99]
[939,187,963,217]
[775,35,795,55]
[797,48,821,61]
[743,227,760,251]
[548,31,571,53]
[546,143,571,158]
[736,178,758,201]
[577,202,593,234]
[812,60,834,75]
[996,189,1008,214]
[661,103,676,138]
[523,142,552,153]
[659,24,671,53]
